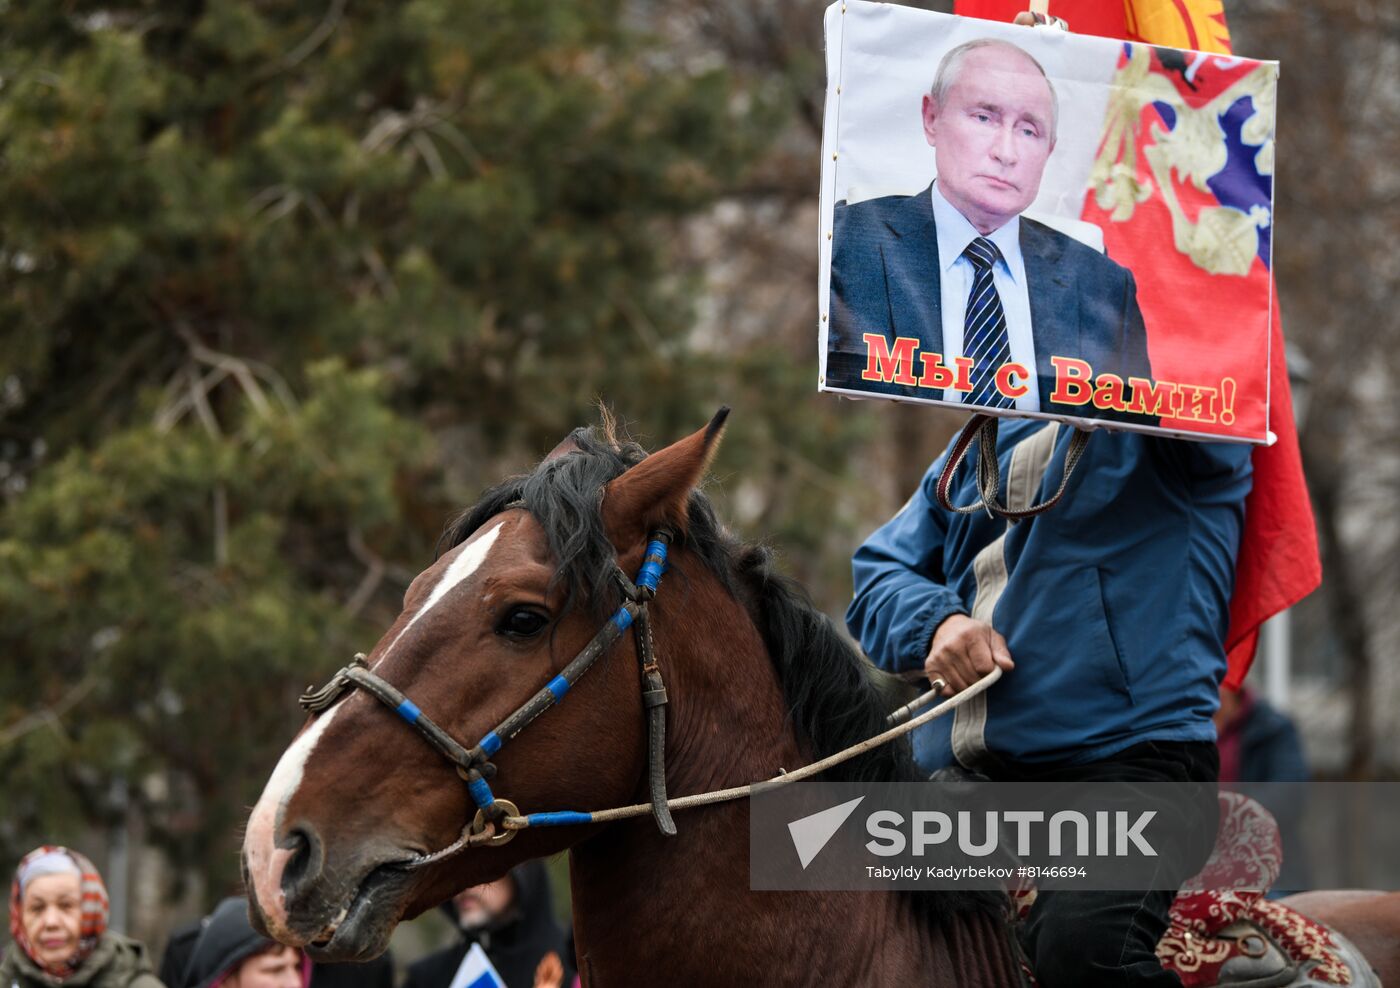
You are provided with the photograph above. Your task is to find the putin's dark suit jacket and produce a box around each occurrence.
[826,186,1154,424]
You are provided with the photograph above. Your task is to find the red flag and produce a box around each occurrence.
[1222,298,1320,687]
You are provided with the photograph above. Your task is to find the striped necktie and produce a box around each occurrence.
[961,237,1015,409]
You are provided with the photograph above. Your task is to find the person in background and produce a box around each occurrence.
[2,846,163,988]
[156,921,201,988]
[1215,685,1311,894]
[160,912,390,988]
[177,898,306,988]
[403,863,569,988]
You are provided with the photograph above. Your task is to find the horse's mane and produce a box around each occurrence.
[440,423,912,784]
[441,421,1002,921]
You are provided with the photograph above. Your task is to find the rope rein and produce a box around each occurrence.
[498,666,1002,832]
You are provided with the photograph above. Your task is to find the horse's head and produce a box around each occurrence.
[241,411,729,960]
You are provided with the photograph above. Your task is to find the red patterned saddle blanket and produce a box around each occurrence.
[1011,792,1380,987]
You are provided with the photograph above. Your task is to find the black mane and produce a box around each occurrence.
[441,424,913,785]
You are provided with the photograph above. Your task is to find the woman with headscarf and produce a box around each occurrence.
[2,846,164,988]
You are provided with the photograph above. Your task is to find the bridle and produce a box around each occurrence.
[299,524,680,862]
[298,512,1000,869]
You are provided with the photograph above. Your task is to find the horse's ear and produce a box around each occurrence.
[602,407,729,550]
[543,434,582,462]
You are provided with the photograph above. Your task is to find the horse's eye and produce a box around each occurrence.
[498,607,549,639]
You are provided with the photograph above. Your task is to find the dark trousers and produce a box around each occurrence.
[990,740,1220,988]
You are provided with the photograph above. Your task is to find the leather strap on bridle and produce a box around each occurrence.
[299,527,679,842]
[614,537,677,837]
[301,656,479,770]
[935,414,1091,520]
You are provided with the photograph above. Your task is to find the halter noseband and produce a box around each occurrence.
[299,527,678,859]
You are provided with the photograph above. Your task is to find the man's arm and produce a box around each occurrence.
[1156,433,1254,492]
[846,457,1012,692]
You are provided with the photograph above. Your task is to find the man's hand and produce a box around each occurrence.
[925,614,1015,694]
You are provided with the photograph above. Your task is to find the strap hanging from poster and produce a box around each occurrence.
[935,415,1091,520]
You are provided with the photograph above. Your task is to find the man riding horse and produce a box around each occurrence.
[838,12,1317,981]
[848,416,1250,985]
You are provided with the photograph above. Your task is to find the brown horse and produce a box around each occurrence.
[242,412,1398,985]
[242,411,1019,985]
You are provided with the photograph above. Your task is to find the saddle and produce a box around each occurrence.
[1010,792,1379,987]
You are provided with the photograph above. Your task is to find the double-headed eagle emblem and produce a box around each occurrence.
[1091,45,1277,277]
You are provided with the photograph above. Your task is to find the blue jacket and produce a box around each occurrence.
[847,420,1253,772]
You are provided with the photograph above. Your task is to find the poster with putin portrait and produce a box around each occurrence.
[817,1,1279,444]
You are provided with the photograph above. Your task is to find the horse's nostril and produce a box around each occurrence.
[280,823,324,901]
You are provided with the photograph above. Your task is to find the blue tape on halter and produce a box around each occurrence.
[479,731,502,756]
[526,811,594,827]
[635,539,669,592]
[546,675,570,702]
[395,699,422,725]
[467,776,496,809]
[611,607,634,632]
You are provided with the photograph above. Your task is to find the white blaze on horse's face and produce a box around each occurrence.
[372,521,505,668]
[243,702,346,937]
[242,521,504,938]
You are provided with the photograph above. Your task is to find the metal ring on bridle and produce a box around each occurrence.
[470,799,519,847]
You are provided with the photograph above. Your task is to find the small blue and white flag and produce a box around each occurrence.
[446,943,506,988]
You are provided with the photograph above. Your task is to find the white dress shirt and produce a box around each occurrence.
[929,181,1041,412]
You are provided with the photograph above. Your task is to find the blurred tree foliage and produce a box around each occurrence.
[0,1,873,896]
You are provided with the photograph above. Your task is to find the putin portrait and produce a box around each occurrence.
[826,38,1154,422]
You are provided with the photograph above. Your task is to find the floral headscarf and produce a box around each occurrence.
[9,846,110,978]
